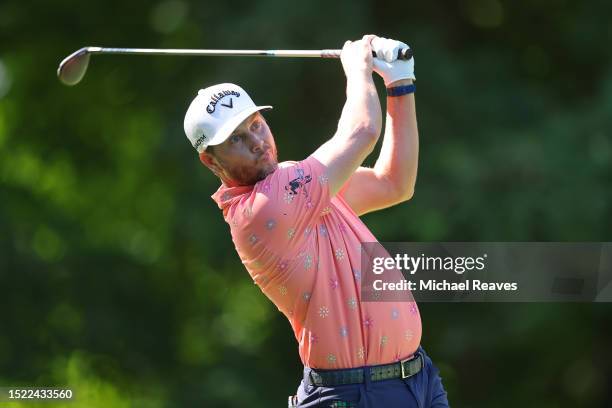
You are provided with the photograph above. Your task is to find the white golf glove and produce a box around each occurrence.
[371,37,415,86]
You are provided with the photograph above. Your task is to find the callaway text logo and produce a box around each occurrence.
[207,90,240,114]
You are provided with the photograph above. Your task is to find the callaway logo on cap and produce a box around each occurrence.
[184,83,273,153]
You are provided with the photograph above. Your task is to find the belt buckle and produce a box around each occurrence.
[400,359,409,379]
[400,353,422,379]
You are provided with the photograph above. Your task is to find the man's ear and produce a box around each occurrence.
[199,151,222,175]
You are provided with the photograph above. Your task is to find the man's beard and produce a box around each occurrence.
[231,161,278,186]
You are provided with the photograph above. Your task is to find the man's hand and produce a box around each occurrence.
[340,35,376,80]
[371,37,415,86]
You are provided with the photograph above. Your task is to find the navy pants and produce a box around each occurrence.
[293,347,449,407]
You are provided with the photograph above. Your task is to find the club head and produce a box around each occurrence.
[57,47,95,86]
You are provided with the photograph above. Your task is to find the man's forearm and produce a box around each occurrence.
[373,79,418,199]
[338,72,382,139]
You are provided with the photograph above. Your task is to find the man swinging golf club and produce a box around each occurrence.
[183,35,449,407]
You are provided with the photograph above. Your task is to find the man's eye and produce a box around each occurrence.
[251,121,261,131]
[230,134,241,143]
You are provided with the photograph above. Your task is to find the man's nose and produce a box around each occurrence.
[249,133,265,153]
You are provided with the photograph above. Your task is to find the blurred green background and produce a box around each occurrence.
[1,0,611,406]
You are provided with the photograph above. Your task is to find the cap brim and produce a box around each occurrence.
[205,105,273,149]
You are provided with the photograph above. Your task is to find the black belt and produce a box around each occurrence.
[306,352,423,387]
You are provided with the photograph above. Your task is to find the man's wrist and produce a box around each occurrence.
[387,78,413,87]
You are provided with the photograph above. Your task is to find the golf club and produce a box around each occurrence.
[57,46,414,86]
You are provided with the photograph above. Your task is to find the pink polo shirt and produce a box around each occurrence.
[212,156,422,369]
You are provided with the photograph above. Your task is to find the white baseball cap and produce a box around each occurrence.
[184,83,273,153]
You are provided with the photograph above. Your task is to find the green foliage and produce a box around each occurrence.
[1,0,611,407]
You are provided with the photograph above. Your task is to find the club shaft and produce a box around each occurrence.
[86,47,341,58]
[84,47,412,59]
